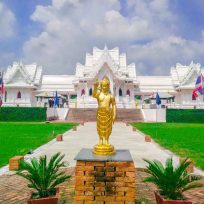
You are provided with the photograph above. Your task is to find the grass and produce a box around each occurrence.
[131,123,204,170]
[0,122,76,167]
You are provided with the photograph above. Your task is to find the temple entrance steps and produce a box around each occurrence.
[116,109,144,122]
[66,108,96,122]
[66,108,144,122]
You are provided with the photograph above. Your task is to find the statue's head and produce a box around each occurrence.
[101,77,110,93]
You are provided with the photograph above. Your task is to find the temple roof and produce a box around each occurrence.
[170,61,202,87]
[75,46,136,80]
[4,62,42,87]
[3,47,204,94]
[38,75,75,93]
[137,76,175,93]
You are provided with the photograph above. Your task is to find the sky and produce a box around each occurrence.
[1,0,204,75]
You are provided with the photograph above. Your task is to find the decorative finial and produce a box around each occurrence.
[104,43,108,51]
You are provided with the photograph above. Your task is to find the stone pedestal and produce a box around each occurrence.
[74,148,135,204]
[9,156,24,171]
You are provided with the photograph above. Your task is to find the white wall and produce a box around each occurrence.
[47,108,69,120]
[4,88,35,107]
[141,109,166,122]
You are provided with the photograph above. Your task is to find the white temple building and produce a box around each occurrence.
[2,46,204,108]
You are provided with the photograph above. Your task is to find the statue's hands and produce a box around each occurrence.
[94,80,99,88]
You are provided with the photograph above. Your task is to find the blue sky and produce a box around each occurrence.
[1,0,50,53]
[171,0,204,40]
[1,0,204,75]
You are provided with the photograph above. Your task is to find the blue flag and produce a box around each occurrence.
[54,91,59,107]
[156,92,161,105]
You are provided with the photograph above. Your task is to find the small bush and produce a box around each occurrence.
[166,109,204,123]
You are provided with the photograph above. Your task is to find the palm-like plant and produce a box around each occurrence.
[144,158,203,200]
[17,152,70,199]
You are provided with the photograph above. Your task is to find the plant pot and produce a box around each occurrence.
[27,188,59,204]
[27,197,58,204]
[154,192,192,204]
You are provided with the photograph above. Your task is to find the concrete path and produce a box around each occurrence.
[1,122,204,176]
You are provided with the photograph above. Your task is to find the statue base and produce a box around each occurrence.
[74,148,136,203]
[92,143,115,155]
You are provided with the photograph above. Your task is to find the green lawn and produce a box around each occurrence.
[131,123,204,170]
[0,122,76,167]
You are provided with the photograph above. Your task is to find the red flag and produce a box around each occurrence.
[192,74,204,100]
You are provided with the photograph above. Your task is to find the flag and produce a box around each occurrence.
[54,91,59,107]
[0,72,4,95]
[156,92,161,105]
[192,74,204,100]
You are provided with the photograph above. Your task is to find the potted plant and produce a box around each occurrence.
[17,152,70,204]
[144,158,203,204]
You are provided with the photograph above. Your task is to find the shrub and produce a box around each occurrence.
[0,107,47,121]
[166,109,204,123]
[144,158,203,200]
[17,152,70,199]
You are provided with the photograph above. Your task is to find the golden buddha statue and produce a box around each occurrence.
[92,77,116,155]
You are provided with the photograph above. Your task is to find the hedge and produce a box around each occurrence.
[0,107,47,122]
[166,109,204,123]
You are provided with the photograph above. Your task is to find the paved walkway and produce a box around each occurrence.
[2,122,203,176]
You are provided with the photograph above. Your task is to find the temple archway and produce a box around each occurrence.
[89,88,92,96]
[96,63,114,93]
[119,88,122,97]
[126,89,130,96]
[17,91,21,99]
[81,89,85,96]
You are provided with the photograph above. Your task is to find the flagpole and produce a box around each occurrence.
[0,71,1,107]
[199,70,204,105]
[2,70,4,104]
[0,70,3,107]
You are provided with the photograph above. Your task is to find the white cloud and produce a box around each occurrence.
[0,2,15,40]
[127,36,204,75]
[22,0,204,75]
[92,10,151,42]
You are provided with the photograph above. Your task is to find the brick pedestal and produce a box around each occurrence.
[74,149,135,204]
[9,156,24,171]
[132,127,137,132]
[179,158,194,173]
[56,134,63,141]
[145,135,151,142]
